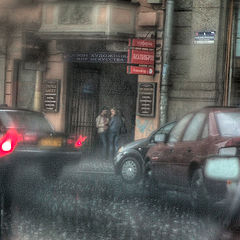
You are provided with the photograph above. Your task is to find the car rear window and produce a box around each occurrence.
[216,112,240,137]
[0,111,53,133]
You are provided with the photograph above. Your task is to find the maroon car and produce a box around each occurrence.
[145,107,240,206]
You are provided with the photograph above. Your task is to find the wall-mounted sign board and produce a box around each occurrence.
[194,31,216,44]
[127,49,155,65]
[127,66,154,75]
[42,79,60,113]
[65,52,128,63]
[137,82,156,117]
[128,39,155,49]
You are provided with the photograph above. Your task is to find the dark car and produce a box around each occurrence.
[114,121,176,183]
[145,107,240,206]
[0,107,85,178]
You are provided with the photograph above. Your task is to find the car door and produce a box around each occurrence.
[150,113,193,185]
[166,112,208,187]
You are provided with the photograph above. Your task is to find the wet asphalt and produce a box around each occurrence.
[1,157,238,240]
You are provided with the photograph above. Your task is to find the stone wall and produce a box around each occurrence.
[168,0,227,121]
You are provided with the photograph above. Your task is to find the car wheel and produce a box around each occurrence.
[190,169,209,209]
[120,157,141,183]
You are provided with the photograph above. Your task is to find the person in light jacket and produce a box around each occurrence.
[96,107,109,159]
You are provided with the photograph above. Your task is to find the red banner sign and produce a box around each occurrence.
[127,66,154,75]
[128,49,155,65]
[129,39,155,49]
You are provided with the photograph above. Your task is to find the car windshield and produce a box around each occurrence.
[216,112,240,137]
[0,111,53,133]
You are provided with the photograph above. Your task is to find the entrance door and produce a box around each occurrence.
[13,61,37,110]
[67,64,99,152]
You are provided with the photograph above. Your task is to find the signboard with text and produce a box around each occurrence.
[137,82,156,117]
[65,52,127,63]
[128,49,155,65]
[42,80,60,113]
[128,39,155,49]
[127,66,154,75]
[194,31,216,44]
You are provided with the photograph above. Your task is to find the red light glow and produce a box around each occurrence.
[0,129,19,157]
[2,140,12,152]
[74,135,87,148]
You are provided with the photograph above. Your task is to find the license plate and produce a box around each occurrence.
[39,137,62,147]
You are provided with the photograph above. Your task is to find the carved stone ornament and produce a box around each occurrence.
[59,4,93,25]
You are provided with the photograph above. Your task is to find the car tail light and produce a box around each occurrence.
[2,140,12,152]
[0,129,19,157]
[74,135,87,148]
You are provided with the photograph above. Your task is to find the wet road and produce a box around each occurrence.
[1,158,238,240]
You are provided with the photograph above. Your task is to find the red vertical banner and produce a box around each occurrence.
[127,49,155,65]
[127,38,156,76]
[128,39,156,49]
[127,66,154,75]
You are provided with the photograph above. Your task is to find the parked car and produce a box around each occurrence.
[114,121,176,183]
[0,107,86,178]
[145,106,240,207]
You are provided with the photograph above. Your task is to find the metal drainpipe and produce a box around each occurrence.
[160,0,174,125]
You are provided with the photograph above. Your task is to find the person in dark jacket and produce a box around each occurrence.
[108,107,123,159]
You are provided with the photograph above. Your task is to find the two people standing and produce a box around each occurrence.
[96,107,125,160]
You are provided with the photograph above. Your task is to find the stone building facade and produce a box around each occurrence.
[0,0,165,149]
[0,0,238,148]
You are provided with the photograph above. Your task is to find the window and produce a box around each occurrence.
[216,112,240,137]
[183,113,206,141]
[0,111,53,133]
[236,8,240,57]
[156,122,176,135]
[201,122,209,139]
[168,114,193,143]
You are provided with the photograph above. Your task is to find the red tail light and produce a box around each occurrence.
[74,135,87,148]
[0,129,19,157]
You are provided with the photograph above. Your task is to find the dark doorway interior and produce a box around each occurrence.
[66,62,137,153]
[67,63,99,152]
[99,64,137,144]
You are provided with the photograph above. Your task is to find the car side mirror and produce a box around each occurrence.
[154,133,167,143]
[204,157,240,181]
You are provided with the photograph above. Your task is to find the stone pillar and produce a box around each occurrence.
[33,68,42,112]
[134,1,165,140]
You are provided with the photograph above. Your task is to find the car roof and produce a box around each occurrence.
[0,107,43,115]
